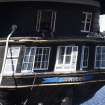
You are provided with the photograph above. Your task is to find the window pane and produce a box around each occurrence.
[59,47,65,55]
[42,55,48,62]
[41,11,52,23]
[34,62,40,69]
[22,63,28,70]
[102,54,105,61]
[65,56,71,64]
[82,13,86,21]
[4,59,18,73]
[30,48,35,55]
[36,48,42,54]
[7,47,20,58]
[25,48,31,55]
[43,48,49,54]
[97,47,101,54]
[96,54,101,60]
[83,61,88,67]
[73,47,78,52]
[42,62,47,69]
[29,56,34,62]
[81,46,89,69]
[102,47,105,53]
[58,55,63,64]
[27,63,33,70]
[35,55,41,62]
[23,56,29,62]
[86,23,90,31]
[81,23,85,31]
[101,61,105,67]
[95,61,100,67]
[95,46,105,68]
[84,48,88,60]
[66,47,72,55]
[40,11,52,31]
[58,47,65,64]
[87,14,92,21]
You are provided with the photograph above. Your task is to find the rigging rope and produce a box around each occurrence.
[22,73,37,105]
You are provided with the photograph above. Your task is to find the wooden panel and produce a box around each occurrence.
[2,71,105,87]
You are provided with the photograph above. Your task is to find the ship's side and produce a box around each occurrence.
[0,0,104,105]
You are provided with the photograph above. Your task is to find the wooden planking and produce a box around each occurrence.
[0,79,105,89]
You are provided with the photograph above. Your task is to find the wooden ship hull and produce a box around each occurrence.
[1,69,105,105]
[0,0,104,105]
[0,38,105,105]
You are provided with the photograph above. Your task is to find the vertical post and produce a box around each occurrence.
[0,25,17,84]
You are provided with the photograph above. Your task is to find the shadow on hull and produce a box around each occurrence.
[0,82,104,105]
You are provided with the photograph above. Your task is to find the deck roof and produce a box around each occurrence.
[0,0,101,7]
[0,0,104,13]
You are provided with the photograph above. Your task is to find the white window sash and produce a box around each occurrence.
[80,46,89,70]
[22,47,51,72]
[81,12,92,32]
[3,46,20,75]
[33,47,51,70]
[3,59,18,75]
[70,46,78,70]
[21,47,36,72]
[95,46,105,69]
[52,11,56,32]
[36,10,42,32]
[36,10,56,32]
[55,46,78,72]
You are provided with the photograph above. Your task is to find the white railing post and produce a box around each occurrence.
[0,25,17,84]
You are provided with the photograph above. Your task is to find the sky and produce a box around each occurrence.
[99,15,105,32]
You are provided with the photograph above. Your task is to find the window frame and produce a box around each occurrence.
[81,12,92,32]
[3,46,21,75]
[21,47,51,72]
[80,46,89,70]
[21,47,36,72]
[33,47,51,71]
[95,46,105,69]
[55,45,78,72]
[36,9,56,33]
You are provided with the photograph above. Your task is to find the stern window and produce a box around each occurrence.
[81,12,92,32]
[95,46,105,69]
[55,46,78,72]
[21,47,51,72]
[36,10,56,33]
[3,47,20,75]
[80,46,89,70]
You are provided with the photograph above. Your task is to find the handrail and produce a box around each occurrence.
[0,25,17,84]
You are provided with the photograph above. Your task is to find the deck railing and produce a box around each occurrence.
[1,71,105,88]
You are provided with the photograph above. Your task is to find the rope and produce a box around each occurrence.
[22,73,37,105]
